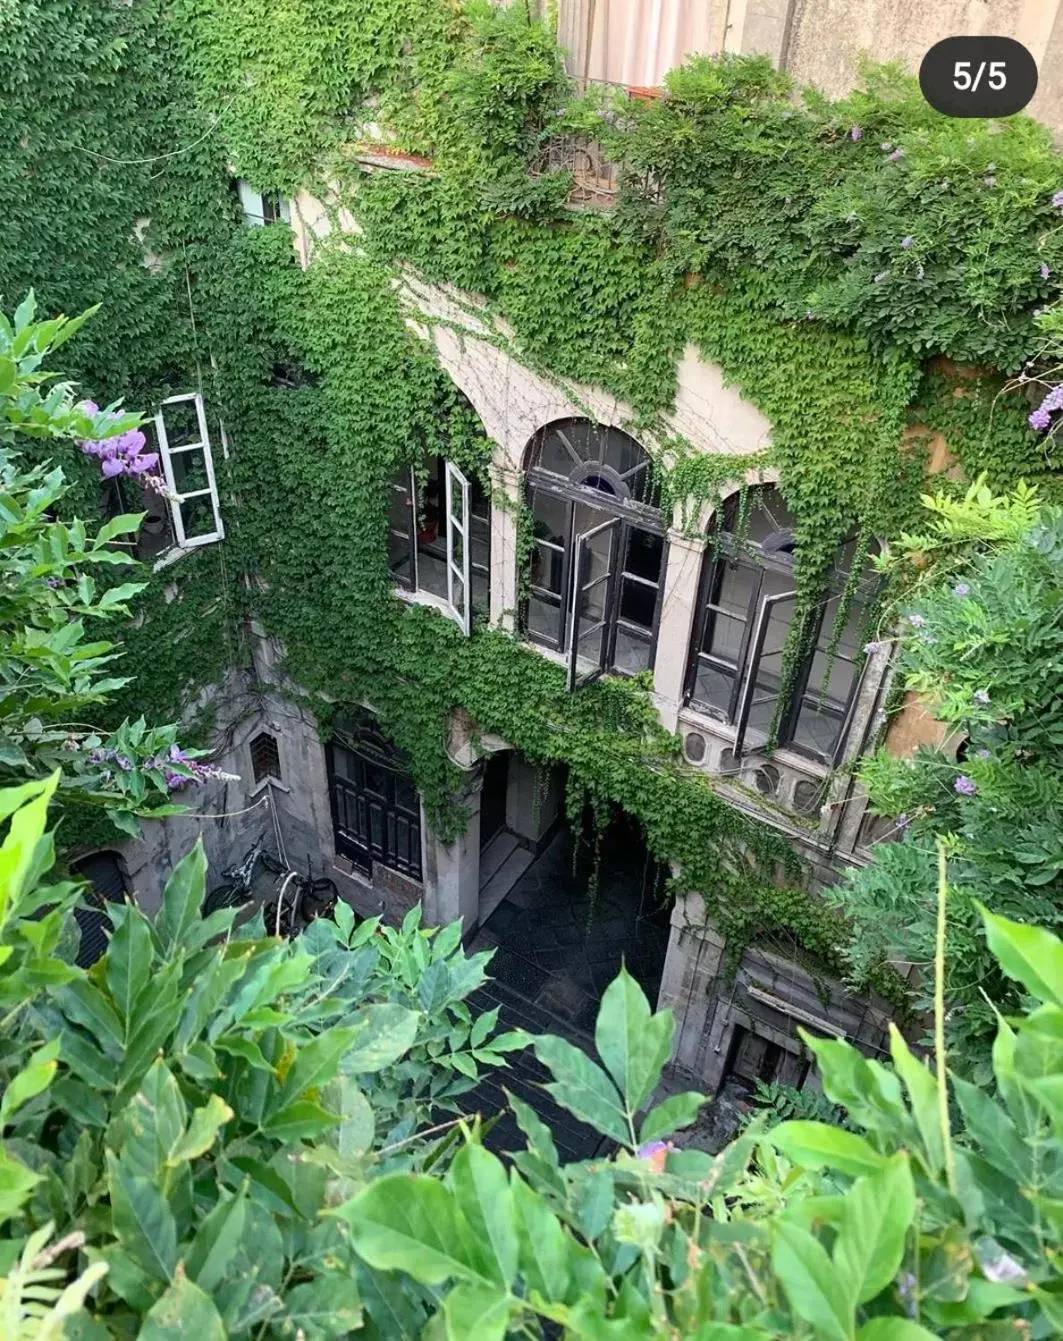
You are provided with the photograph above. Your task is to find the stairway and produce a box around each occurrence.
[478,830,535,924]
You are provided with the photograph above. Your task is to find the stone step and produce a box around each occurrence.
[479,830,520,888]
[478,845,536,924]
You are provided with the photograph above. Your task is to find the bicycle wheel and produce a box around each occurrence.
[202,883,252,918]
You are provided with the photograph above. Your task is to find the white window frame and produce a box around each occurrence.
[154,392,225,551]
[236,179,292,227]
[444,460,472,637]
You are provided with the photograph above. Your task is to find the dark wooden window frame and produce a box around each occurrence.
[325,719,422,881]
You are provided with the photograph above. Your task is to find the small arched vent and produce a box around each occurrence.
[792,778,823,816]
[683,731,706,763]
[753,763,781,797]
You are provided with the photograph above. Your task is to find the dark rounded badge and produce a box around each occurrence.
[919,36,1038,118]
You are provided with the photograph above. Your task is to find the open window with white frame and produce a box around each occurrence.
[388,455,491,635]
[154,392,225,555]
[235,179,292,227]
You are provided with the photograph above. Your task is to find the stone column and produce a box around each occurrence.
[505,757,561,848]
[489,466,521,633]
[652,525,707,733]
[422,768,483,937]
[657,889,728,1079]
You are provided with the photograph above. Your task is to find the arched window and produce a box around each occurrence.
[684,486,873,764]
[523,419,666,689]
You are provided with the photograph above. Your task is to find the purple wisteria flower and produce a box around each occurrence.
[889,148,906,162]
[901,235,915,250]
[974,689,991,705]
[906,612,926,628]
[1041,262,1052,280]
[863,639,888,655]
[850,125,863,141]
[953,582,970,597]
[1052,190,1063,210]
[896,813,910,831]
[955,775,978,796]
[46,577,62,589]
[976,748,992,760]
[1030,407,1053,431]
[77,401,159,485]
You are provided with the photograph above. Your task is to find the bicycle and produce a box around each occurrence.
[203,835,339,940]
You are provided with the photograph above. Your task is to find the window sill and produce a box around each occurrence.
[152,541,222,572]
[394,585,454,620]
[676,704,830,781]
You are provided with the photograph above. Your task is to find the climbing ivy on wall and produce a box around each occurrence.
[3,0,1061,988]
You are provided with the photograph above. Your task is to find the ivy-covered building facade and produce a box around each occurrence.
[5,0,1060,1098]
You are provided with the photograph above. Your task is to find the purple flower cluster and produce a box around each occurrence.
[906,613,926,628]
[1041,262,1052,280]
[954,775,978,796]
[78,401,159,483]
[953,582,970,597]
[901,235,915,250]
[144,743,226,791]
[88,747,133,772]
[1028,383,1063,433]
[850,125,863,141]
[889,148,906,162]
[1052,190,1063,210]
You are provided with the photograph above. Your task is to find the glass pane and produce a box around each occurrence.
[539,426,583,476]
[603,426,648,478]
[472,568,489,619]
[692,660,735,713]
[742,486,799,547]
[792,698,846,758]
[575,618,607,676]
[530,490,567,545]
[170,445,210,495]
[579,575,609,624]
[702,610,745,663]
[417,545,447,599]
[451,574,466,615]
[742,599,797,745]
[180,493,218,541]
[389,476,412,527]
[162,399,202,448]
[388,530,413,584]
[715,560,759,618]
[471,475,490,519]
[364,762,389,798]
[527,592,561,642]
[625,528,663,581]
[470,513,490,573]
[531,541,564,595]
[619,576,656,629]
[613,626,652,673]
[450,525,465,572]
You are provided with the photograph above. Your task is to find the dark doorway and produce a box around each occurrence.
[479,751,509,851]
[326,713,421,880]
[71,851,130,968]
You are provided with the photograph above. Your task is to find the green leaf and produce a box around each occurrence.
[0,1147,42,1225]
[531,1035,628,1145]
[888,1025,944,1176]
[106,1152,178,1282]
[857,1323,939,1341]
[341,1003,421,1074]
[980,904,1063,1007]
[167,1094,232,1165]
[275,1026,360,1109]
[260,1099,338,1142]
[448,1143,517,1287]
[512,1173,570,1305]
[214,1033,274,1073]
[772,1220,852,1341]
[56,979,124,1057]
[335,1173,487,1286]
[0,1039,59,1126]
[952,1077,1031,1183]
[638,1090,705,1144]
[280,1274,362,1340]
[156,841,208,956]
[595,967,674,1115]
[138,1269,227,1340]
[834,1154,916,1306]
[106,907,153,1035]
[442,1282,510,1341]
[183,1187,244,1295]
[767,1121,888,1178]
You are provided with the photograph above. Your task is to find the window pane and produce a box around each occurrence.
[613,626,652,673]
[472,567,489,619]
[539,427,582,476]
[471,513,490,573]
[531,541,564,595]
[625,528,663,580]
[691,660,735,713]
[388,531,413,584]
[575,616,607,677]
[527,592,561,642]
[180,493,218,541]
[161,399,202,448]
[715,560,759,618]
[619,576,656,629]
[791,698,847,757]
[702,610,745,663]
[417,543,447,598]
[529,489,567,544]
[169,445,210,494]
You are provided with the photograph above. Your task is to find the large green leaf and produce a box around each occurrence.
[282,1273,363,1340]
[260,1099,338,1142]
[106,907,153,1037]
[0,1039,59,1126]
[138,1269,227,1340]
[274,1026,360,1110]
[981,906,1063,1007]
[442,1282,510,1341]
[167,1094,232,1165]
[857,1323,939,1340]
[512,1173,571,1305]
[594,968,675,1116]
[155,841,209,957]
[106,1152,178,1282]
[772,1220,851,1341]
[0,1147,41,1225]
[531,1035,628,1145]
[638,1091,706,1145]
[833,1154,916,1306]
[341,1003,421,1074]
[336,1173,489,1286]
[448,1144,517,1287]
[57,979,124,1058]
[122,1061,187,1178]
[952,1077,1031,1183]
[185,1186,247,1292]
[768,1121,888,1178]
[888,1025,944,1177]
